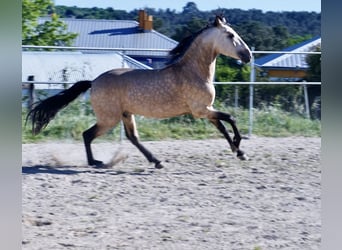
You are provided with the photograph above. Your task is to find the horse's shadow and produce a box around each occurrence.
[22,165,88,175]
[22,165,155,176]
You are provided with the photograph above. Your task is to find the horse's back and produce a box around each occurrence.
[89,67,190,118]
[90,68,136,96]
[93,68,134,84]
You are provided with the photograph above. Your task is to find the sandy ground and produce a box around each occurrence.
[22,137,321,250]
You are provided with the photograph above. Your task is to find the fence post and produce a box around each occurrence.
[120,51,126,142]
[27,75,35,110]
[248,48,255,137]
[303,82,310,119]
[234,86,239,113]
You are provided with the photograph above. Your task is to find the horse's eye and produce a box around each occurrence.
[227,33,234,39]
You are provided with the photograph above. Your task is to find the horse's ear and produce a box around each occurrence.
[214,15,226,27]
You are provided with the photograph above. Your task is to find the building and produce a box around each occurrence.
[254,36,321,119]
[254,36,321,81]
[23,10,176,95]
[22,51,152,89]
[38,10,178,68]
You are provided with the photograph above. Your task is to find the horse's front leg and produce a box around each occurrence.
[190,104,247,160]
[212,111,242,148]
[209,118,247,160]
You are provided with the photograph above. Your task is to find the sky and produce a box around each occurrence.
[54,0,321,13]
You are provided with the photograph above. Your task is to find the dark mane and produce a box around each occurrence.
[166,15,227,65]
[167,26,209,65]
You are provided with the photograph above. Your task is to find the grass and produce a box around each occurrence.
[22,99,321,143]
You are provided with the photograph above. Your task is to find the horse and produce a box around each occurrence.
[27,15,252,169]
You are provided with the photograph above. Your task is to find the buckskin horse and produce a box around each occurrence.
[27,15,252,168]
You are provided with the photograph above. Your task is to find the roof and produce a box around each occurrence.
[22,51,151,89]
[38,17,178,57]
[255,36,321,69]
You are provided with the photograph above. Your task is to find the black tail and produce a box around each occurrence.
[26,80,92,135]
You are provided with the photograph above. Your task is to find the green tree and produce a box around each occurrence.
[22,0,77,45]
[305,45,321,82]
[214,56,250,106]
[171,17,207,41]
[287,34,312,46]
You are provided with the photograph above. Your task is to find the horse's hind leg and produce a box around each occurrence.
[122,112,163,169]
[83,123,114,167]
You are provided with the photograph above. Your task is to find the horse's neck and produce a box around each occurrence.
[177,39,218,83]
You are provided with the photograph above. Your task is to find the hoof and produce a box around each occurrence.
[238,154,249,161]
[237,150,248,161]
[90,160,106,168]
[155,162,164,169]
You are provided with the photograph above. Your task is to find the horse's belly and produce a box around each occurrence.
[130,99,189,119]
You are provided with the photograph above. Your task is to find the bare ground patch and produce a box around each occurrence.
[22,137,321,249]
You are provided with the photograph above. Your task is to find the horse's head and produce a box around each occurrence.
[210,16,251,63]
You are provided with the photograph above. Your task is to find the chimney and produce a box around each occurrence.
[138,10,153,31]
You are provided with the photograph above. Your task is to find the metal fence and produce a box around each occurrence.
[22,45,321,137]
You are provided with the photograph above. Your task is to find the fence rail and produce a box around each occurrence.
[22,45,321,137]
[22,45,322,55]
[22,81,321,85]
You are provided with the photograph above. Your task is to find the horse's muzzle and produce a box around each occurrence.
[238,49,252,63]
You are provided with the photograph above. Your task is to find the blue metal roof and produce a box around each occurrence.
[255,36,321,69]
[38,17,178,57]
